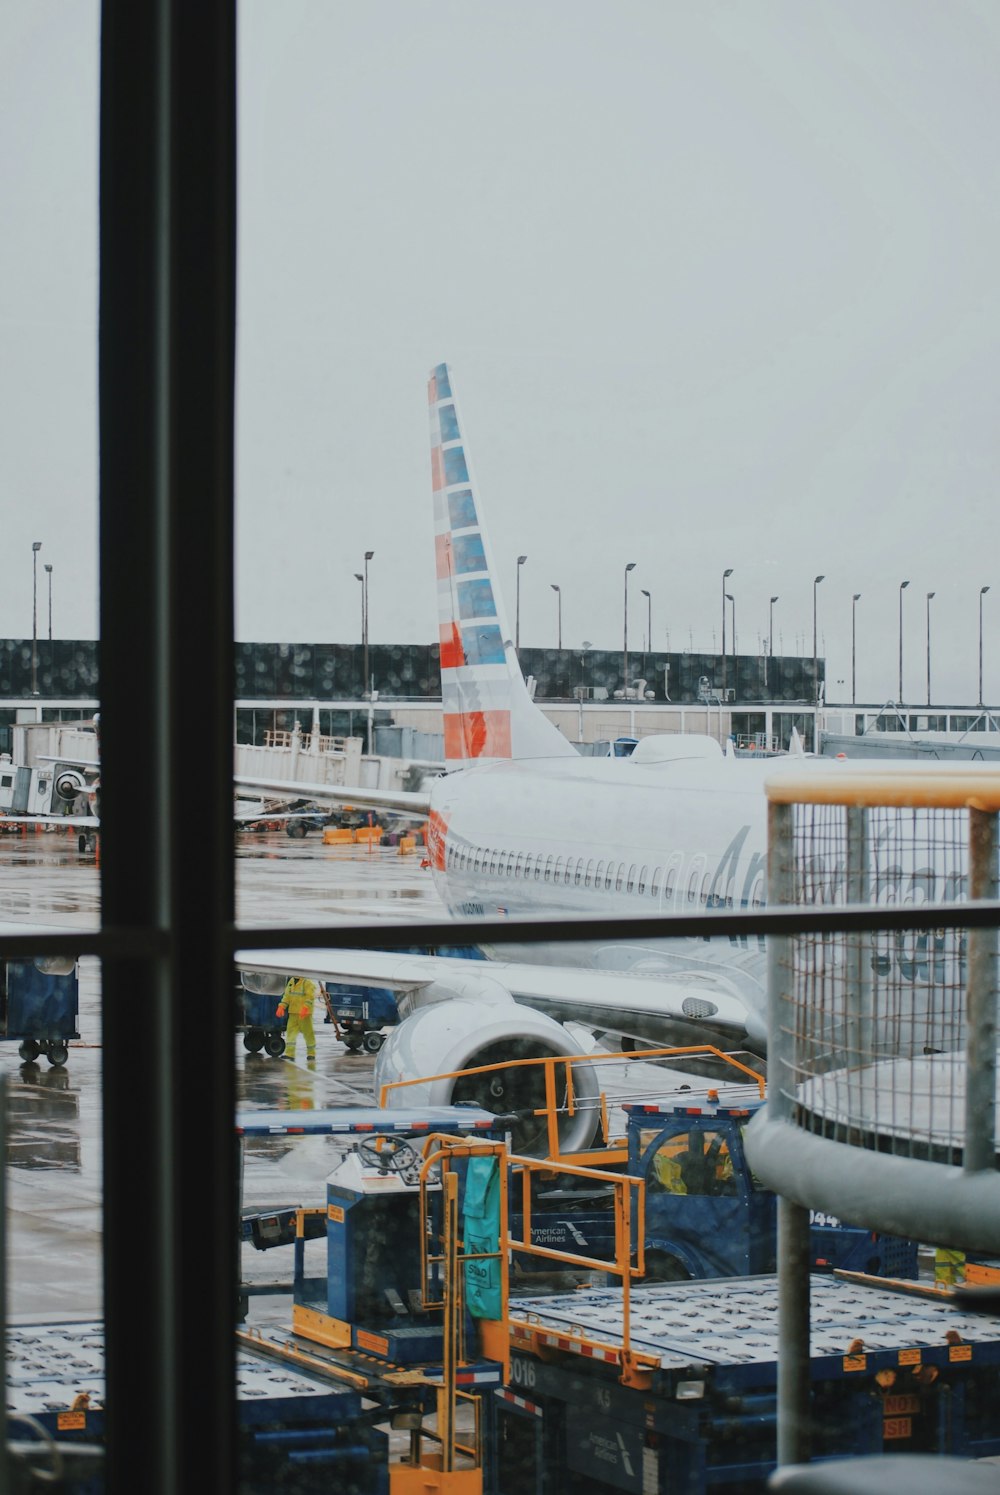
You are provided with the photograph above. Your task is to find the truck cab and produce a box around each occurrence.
[626,1095,918,1281]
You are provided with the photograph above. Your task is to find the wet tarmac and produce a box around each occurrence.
[0,829,448,1324]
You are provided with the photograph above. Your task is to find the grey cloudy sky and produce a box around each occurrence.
[3,1,1000,705]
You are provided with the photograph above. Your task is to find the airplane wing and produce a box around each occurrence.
[233,773,431,817]
[235,945,762,1049]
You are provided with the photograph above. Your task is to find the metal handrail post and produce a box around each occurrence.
[768,798,812,1466]
[767,800,797,1121]
[965,809,998,1173]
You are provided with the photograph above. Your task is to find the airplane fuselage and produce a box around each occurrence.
[426,749,781,1023]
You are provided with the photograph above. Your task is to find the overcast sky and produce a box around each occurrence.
[3,1,1000,706]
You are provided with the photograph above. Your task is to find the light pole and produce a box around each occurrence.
[766,595,778,696]
[363,550,373,699]
[898,580,910,703]
[44,563,53,641]
[852,594,861,705]
[926,591,935,707]
[550,584,561,649]
[812,574,825,706]
[980,586,990,706]
[725,593,736,701]
[721,568,733,696]
[641,589,651,677]
[623,562,636,693]
[515,555,527,651]
[31,541,41,695]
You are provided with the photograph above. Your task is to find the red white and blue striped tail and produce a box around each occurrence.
[428,362,575,764]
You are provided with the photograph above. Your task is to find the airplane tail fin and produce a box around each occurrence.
[428,363,576,763]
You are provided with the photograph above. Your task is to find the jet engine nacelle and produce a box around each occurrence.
[374,985,600,1156]
[53,769,87,804]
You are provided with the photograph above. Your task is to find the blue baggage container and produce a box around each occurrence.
[1,959,79,1066]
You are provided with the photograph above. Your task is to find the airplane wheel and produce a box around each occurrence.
[243,1028,265,1053]
[18,1039,40,1064]
[47,1043,69,1068]
[264,1035,286,1057]
[362,1031,384,1054]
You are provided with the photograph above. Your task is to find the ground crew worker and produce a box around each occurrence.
[277,975,318,1062]
[933,1246,965,1288]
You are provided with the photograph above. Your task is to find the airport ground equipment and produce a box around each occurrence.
[237,978,397,1056]
[489,1276,1000,1493]
[513,1092,917,1285]
[382,1049,917,1283]
[239,1103,997,1493]
[0,958,79,1066]
[4,1320,389,1493]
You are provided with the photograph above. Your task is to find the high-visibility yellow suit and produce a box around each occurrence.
[276,976,318,1060]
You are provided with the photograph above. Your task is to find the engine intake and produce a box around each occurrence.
[374,994,600,1156]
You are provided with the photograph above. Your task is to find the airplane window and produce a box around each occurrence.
[584,859,594,887]
[534,858,543,881]
[687,870,700,904]
[651,867,662,898]
[663,866,674,899]
[515,852,524,878]
[626,864,636,893]
[615,864,625,892]
[543,856,552,883]
[637,865,647,894]
[595,859,604,886]
[605,863,615,891]
[573,859,583,886]
[700,871,712,905]
[489,851,498,875]
[0,774,11,788]
[553,856,564,883]
[524,854,534,879]
[473,848,482,872]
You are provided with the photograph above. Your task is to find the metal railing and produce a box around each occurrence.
[747,764,1000,1254]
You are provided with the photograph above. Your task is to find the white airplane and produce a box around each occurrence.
[237,361,884,1142]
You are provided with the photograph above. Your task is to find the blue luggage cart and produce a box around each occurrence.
[1,959,80,1066]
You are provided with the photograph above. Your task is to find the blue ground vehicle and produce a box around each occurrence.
[1,958,80,1067]
[516,1093,918,1283]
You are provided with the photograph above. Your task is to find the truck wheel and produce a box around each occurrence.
[286,820,307,839]
[343,1037,363,1053]
[264,1035,285,1057]
[48,1043,69,1068]
[362,1031,384,1054]
[243,1028,265,1053]
[18,1039,40,1064]
[645,1251,688,1283]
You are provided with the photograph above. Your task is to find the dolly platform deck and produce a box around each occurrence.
[508,1274,1000,1382]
